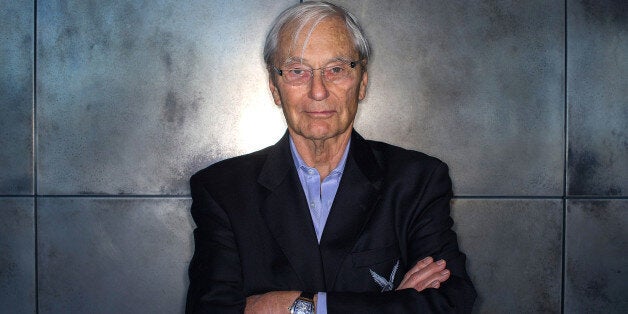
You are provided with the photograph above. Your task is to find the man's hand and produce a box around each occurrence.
[244,258,448,312]
[245,291,316,314]
[396,256,451,291]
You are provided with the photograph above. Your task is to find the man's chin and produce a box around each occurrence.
[287,122,352,142]
[299,130,350,143]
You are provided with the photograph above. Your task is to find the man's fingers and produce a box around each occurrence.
[398,256,433,288]
[400,256,433,282]
[430,280,440,289]
[413,267,450,291]
[399,257,442,288]
[416,256,434,269]
[397,259,450,291]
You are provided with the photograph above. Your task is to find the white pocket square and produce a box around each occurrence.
[369,259,399,292]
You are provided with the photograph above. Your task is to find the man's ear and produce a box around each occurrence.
[358,70,368,101]
[269,77,282,106]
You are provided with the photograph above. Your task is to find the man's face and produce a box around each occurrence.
[269,17,368,142]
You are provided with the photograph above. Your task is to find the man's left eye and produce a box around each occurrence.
[328,66,344,74]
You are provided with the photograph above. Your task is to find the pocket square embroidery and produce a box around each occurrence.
[369,260,399,292]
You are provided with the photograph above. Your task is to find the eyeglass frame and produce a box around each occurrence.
[271,58,365,85]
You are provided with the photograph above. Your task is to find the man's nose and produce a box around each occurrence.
[308,70,330,101]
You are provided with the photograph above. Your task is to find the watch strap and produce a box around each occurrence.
[299,292,314,301]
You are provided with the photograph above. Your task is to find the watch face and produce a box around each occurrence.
[291,299,315,314]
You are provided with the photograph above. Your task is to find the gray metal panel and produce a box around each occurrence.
[565,199,628,313]
[451,199,562,313]
[0,198,35,314]
[37,0,294,195]
[0,0,34,194]
[567,0,628,196]
[37,197,193,313]
[334,0,565,196]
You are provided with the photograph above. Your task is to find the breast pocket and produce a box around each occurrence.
[351,244,400,268]
[351,244,402,292]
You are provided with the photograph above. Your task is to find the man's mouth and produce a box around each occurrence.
[305,110,335,118]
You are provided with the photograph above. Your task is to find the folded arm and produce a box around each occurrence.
[243,256,450,313]
[187,162,475,313]
[325,162,475,313]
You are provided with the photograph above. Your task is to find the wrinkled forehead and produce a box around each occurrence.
[275,16,358,64]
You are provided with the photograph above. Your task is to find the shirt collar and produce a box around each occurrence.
[289,135,351,177]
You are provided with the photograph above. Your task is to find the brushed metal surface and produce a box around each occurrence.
[2,1,623,312]
[565,199,628,313]
[37,0,293,195]
[451,199,562,313]
[0,0,34,194]
[37,197,193,313]
[0,198,35,314]
[567,0,627,196]
[334,0,565,196]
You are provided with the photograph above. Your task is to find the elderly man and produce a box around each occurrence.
[187,2,475,313]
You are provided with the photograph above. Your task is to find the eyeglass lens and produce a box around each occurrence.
[279,61,358,85]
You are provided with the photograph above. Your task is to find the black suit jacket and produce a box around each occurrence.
[187,130,476,313]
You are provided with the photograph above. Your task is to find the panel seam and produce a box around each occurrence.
[33,0,39,312]
[561,0,568,312]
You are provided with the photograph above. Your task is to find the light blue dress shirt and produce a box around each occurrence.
[289,137,351,314]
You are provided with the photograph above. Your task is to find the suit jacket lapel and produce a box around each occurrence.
[257,132,326,291]
[319,131,384,289]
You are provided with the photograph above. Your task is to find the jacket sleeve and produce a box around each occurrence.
[186,173,246,314]
[327,162,476,313]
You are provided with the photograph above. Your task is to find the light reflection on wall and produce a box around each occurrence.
[236,89,287,154]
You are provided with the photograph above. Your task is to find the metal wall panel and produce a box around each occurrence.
[0,198,35,314]
[0,0,34,194]
[565,199,628,313]
[567,0,627,196]
[451,199,563,313]
[335,0,565,196]
[0,0,618,312]
[37,0,294,195]
[37,198,193,313]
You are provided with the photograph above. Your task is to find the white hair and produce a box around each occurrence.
[263,1,370,68]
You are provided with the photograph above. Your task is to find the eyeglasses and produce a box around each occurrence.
[272,59,363,86]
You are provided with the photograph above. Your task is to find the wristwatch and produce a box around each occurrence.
[289,292,315,314]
